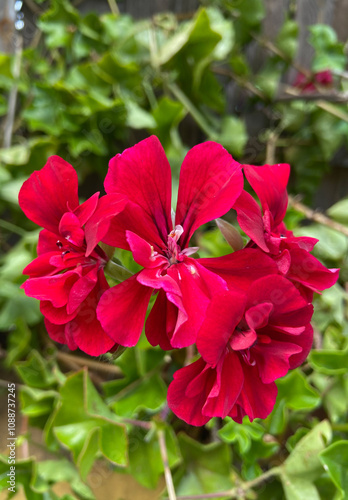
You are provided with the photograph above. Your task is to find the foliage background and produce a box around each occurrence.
[0,0,348,499]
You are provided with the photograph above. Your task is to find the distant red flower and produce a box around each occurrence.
[97,136,243,349]
[19,156,126,356]
[294,70,333,93]
[233,163,339,299]
[168,275,313,426]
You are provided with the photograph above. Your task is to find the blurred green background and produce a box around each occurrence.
[0,1,348,499]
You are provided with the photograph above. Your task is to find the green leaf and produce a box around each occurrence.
[283,420,331,478]
[125,100,157,129]
[46,370,128,478]
[127,425,181,489]
[277,369,320,410]
[279,421,332,499]
[175,434,233,499]
[310,348,348,375]
[327,198,348,225]
[320,441,348,499]
[276,20,298,60]
[219,115,247,157]
[158,9,221,65]
[110,373,167,417]
[16,350,57,389]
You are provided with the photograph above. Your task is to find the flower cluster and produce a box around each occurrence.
[19,136,338,426]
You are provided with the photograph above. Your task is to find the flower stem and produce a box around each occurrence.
[158,428,177,500]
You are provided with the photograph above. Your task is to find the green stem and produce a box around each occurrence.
[107,0,120,16]
[0,219,27,236]
[167,82,218,140]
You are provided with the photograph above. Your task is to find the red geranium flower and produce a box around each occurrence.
[167,275,313,426]
[97,136,243,349]
[234,163,339,299]
[19,156,126,356]
[294,70,333,93]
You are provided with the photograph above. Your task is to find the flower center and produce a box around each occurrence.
[166,225,199,265]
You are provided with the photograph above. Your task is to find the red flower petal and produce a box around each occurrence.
[59,212,85,248]
[244,163,290,227]
[18,156,79,234]
[126,231,167,269]
[167,358,212,426]
[73,192,99,226]
[233,190,269,252]
[286,247,339,292]
[145,290,177,350]
[176,142,243,248]
[253,339,302,384]
[84,194,127,256]
[105,136,172,248]
[44,319,77,351]
[97,273,153,347]
[196,289,246,366]
[198,248,278,291]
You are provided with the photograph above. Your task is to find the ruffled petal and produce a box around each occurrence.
[22,271,78,308]
[286,247,339,292]
[105,136,172,247]
[97,273,153,347]
[44,319,77,351]
[126,231,167,269]
[230,364,278,422]
[18,156,79,234]
[145,290,177,350]
[253,339,302,384]
[203,352,244,418]
[196,290,246,366]
[73,192,99,226]
[167,358,213,426]
[176,142,243,248]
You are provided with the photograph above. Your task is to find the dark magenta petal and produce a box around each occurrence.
[44,319,77,351]
[166,260,228,349]
[288,324,313,369]
[145,290,177,350]
[176,142,243,248]
[244,163,290,227]
[18,156,79,234]
[247,275,313,328]
[286,247,339,292]
[245,302,273,331]
[203,352,244,418]
[105,136,172,246]
[253,339,302,384]
[37,229,59,255]
[40,301,77,325]
[65,272,115,356]
[233,190,269,252]
[73,192,99,226]
[126,231,167,269]
[230,329,257,351]
[167,358,212,426]
[197,289,246,366]
[198,248,278,292]
[138,267,182,296]
[67,265,99,314]
[84,194,127,256]
[59,212,85,248]
[97,273,153,347]
[23,252,59,277]
[230,364,278,422]
[22,272,78,308]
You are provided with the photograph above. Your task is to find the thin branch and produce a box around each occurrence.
[212,66,267,100]
[3,35,22,148]
[121,418,152,430]
[56,351,123,377]
[158,429,177,500]
[288,196,348,237]
[107,0,120,16]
